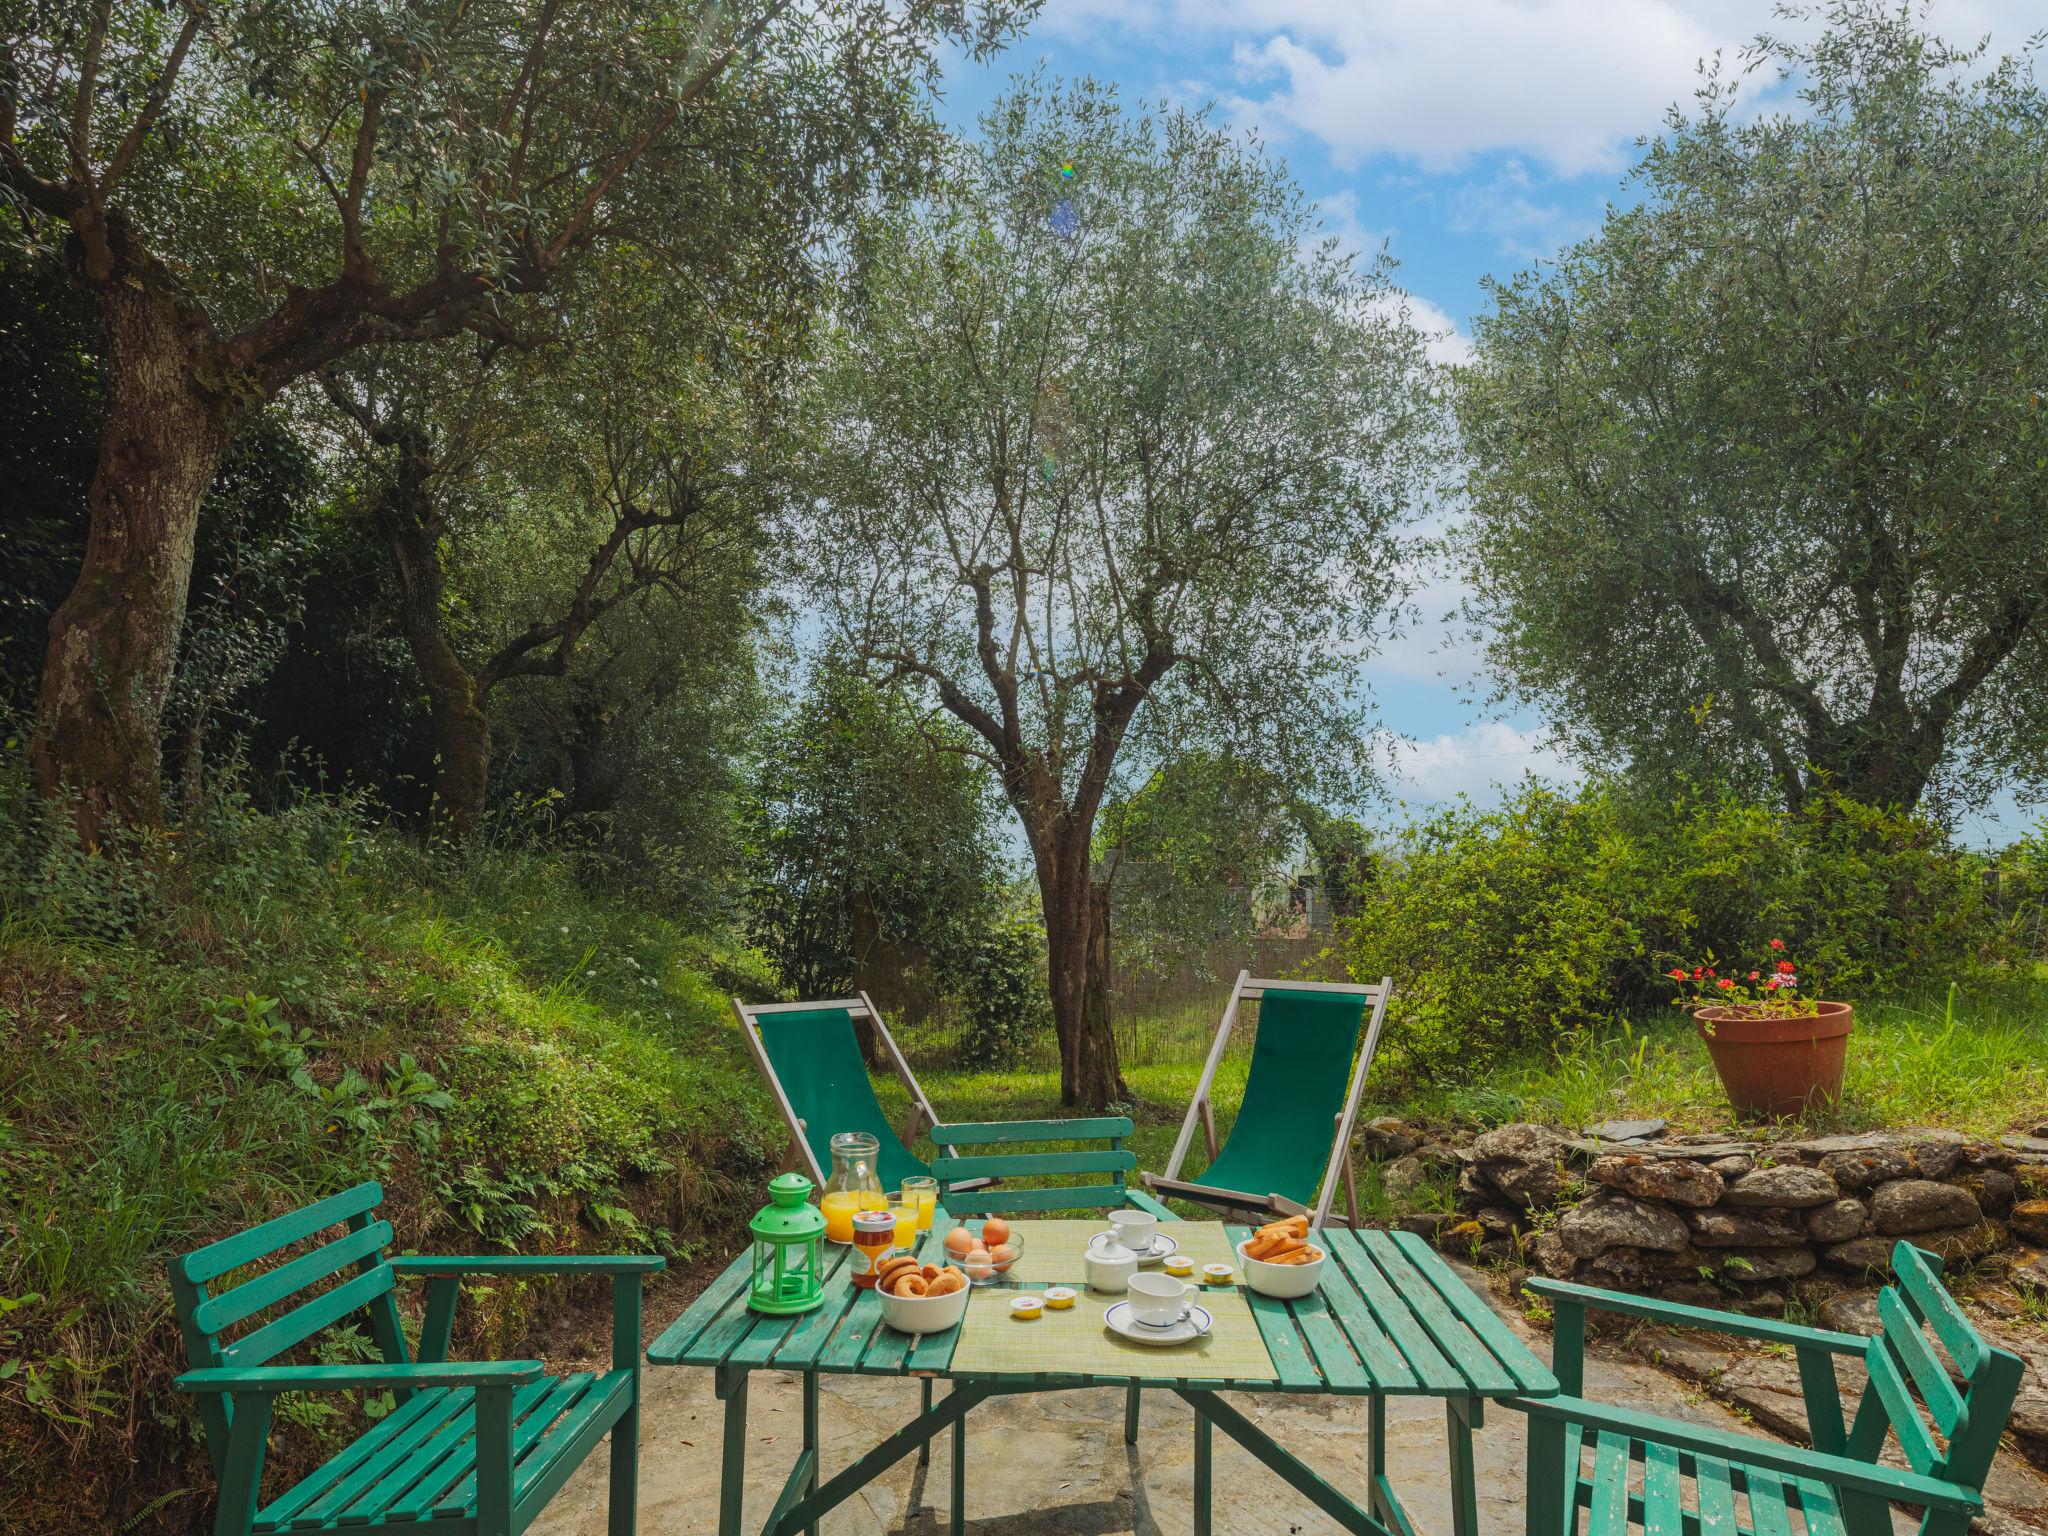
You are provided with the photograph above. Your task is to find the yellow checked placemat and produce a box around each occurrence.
[946,1281,1278,1381]
[1000,1220,1238,1286]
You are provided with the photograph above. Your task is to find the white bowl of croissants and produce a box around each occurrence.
[875,1255,972,1334]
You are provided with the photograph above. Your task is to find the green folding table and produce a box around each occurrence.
[647,1218,1556,1536]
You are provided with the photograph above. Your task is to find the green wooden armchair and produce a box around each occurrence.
[1514,1241,2023,1536]
[170,1181,662,1536]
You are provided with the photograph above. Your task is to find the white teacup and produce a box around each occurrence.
[1126,1272,1194,1330]
[1108,1208,1158,1254]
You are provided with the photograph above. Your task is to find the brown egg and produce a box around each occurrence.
[944,1227,975,1257]
[981,1217,1011,1246]
[990,1242,1017,1265]
[965,1247,991,1266]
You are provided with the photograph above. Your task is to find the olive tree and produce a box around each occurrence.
[1456,4,2048,815]
[808,80,1435,1105]
[0,0,1030,839]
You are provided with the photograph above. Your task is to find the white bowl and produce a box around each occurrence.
[879,1280,971,1335]
[1236,1236,1327,1299]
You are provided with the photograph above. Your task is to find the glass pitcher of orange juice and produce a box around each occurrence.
[820,1131,886,1243]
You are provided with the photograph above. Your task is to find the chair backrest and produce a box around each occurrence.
[1192,976,1390,1221]
[1849,1243,2025,1517]
[929,1117,1137,1215]
[737,998,932,1191]
[168,1182,407,1476]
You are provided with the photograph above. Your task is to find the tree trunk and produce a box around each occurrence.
[1042,859,1127,1108]
[369,425,492,842]
[31,271,234,842]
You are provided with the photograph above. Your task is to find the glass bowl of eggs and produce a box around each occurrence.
[941,1217,1022,1285]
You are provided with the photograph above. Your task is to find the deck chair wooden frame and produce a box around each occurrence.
[1142,971,1392,1231]
[735,993,952,1187]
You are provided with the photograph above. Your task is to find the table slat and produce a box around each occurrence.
[1324,1230,1464,1392]
[1312,1243,1420,1391]
[1356,1231,1514,1395]
[1390,1231,1555,1393]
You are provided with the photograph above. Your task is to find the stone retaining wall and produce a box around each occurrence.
[1369,1120,2048,1307]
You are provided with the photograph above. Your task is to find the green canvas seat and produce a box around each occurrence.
[1142,973,1391,1229]
[1514,1242,2024,1536]
[170,1182,660,1536]
[735,994,950,1189]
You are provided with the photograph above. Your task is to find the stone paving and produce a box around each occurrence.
[531,1259,2048,1535]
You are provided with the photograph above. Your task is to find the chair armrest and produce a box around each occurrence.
[1525,1277,1866,1354]
[177,1360,545,1395]
[1510,1394,1979,1513]
[1126,1190,1177,1220]
[392,1255,666,1277]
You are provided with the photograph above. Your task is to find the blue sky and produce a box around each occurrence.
[929,0,2042,841]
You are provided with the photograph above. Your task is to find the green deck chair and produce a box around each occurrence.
[735,993,953,1191]
[1141,972,1391,1230]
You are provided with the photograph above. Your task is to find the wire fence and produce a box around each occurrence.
[885,933,1347,1071]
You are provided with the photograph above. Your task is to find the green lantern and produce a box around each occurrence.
[748,1172,827,1315]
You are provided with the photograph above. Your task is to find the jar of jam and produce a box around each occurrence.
[850,1210,897,1289]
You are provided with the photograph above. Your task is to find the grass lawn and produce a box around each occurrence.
[880,977,2048,1218]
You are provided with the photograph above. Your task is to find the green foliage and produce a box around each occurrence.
[945,908,1055,1067]
[744,666,1008,998]
[1340,779,2034,1081]
[1099,754,1304,974]
[1456,3,2048,814]
[1342,783,1640,1080]
[0,772,783,1523]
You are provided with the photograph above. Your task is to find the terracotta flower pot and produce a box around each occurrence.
[1693,1001,1853,1119]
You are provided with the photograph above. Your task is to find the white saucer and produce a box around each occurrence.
[1103,1300,1213,1346]
[1095,1231,1178,1265]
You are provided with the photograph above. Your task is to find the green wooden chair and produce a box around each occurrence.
[1514,1241,2023,1536]
[735,993,959,1191]
[170,1181,662,1536]
[1142,973,1391,1229]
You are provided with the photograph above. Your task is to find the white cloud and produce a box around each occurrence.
[1038,1,2048,179]
[1386,720,1579,804]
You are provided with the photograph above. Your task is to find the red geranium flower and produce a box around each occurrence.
[1777,960,1795,974]
[1668,967,1688,980]
[1769,938,1786,950]
[1748,971,1759,980]
[1693,967,1704,979]
[1717,978,1735,989]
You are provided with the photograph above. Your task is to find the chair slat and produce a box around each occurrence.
[1877,1287,1966,1437]
[1865,1343,1942,1475]
[1792,1478,1848,1536]
[1891,1245,1987,1379]
[929,1117,1133,1145]
[284,1388,478,1527]
[934,1149,1135,1181]
[428,1373,599,1517]
[1743,1468,1793,1536]
[219,1263,396,1369]
[1587,1431,1630,1536]
[937,1183,1129,1214]
[257,1388,452,1526]
[1694,1453,1740,1534]
[177,1182,383,1284]
[1641,1441,1684,1536]
[193,1221,392,1336]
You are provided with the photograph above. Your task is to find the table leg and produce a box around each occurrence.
[1193,1400,1213,1536]
[1173,1388,1387,1536]
[802,1370,820,1536]
[950,1389,967,1536]
[1446,1397,1480,1536]
[1125,1382,1141,1445]
[715,1367,749,1536]
[918,1379,933,1467]
[1368,1395,1390,1528]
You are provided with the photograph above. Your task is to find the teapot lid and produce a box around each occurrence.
[1087,1234,1134,1260]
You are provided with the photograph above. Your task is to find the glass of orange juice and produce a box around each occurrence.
[901,1175,939,1231]
[889,1203,918,1248]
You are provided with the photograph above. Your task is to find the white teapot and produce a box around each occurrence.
[1085,1232,1139,1294]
